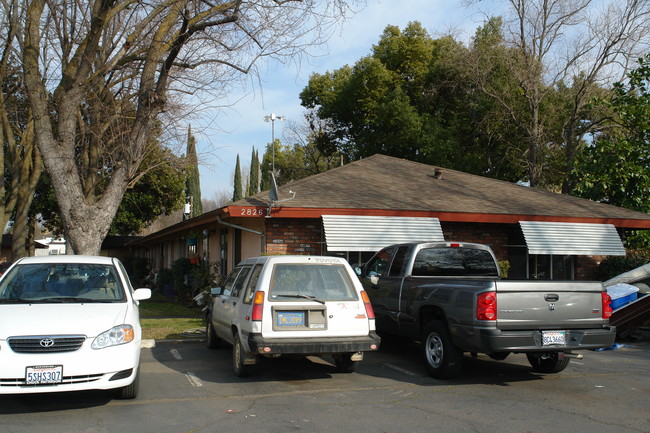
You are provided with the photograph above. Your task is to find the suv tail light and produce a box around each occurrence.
[477,291,497,320]
[360,291,375,320]
[601,292,613,319]
[252,291,265,321]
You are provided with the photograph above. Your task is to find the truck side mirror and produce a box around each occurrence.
[210,287,223,296]
[354,266,363,276]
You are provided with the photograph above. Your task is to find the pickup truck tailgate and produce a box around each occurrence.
[495,280,607,330]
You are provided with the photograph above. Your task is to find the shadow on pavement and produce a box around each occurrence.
[0,390,112,414]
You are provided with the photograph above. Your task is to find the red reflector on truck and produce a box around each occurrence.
[601,292,613,319]
[477,291,497,320]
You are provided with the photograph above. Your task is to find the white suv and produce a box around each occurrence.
[206,255,380,376]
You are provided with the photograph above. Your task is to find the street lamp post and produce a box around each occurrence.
[263,113,285,174]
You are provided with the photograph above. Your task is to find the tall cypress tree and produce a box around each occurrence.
[260,145,271,192]
[247,147,260,197]
[186,125,203,216]
[233,154,243,202]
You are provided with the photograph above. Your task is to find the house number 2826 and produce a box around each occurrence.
[240,208,264,216]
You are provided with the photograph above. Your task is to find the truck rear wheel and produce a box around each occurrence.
[422,321,463,379]
[526,352,570,373]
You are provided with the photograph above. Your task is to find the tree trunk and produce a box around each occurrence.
[11,125,42,260]
[12,190,33,260]
[53,166,130,255]
[11,178,41,259]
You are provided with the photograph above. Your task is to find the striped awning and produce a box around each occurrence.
[322,215,444,252]
[519,221,625,256]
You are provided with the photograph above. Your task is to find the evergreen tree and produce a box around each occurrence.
[247,147,260,197]
[233,154,243,202]
[185,126,203,216]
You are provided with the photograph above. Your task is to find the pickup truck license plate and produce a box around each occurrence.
[542,331,566,346]
[277,311,305,327]
[26,365,63,385]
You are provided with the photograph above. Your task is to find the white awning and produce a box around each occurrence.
[519,221,625,256]
[322,215,444,252]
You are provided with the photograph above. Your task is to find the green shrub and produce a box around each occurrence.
[156,268,174,296]
[171,258,193,303]
[122,256,149,285]
[498,259,510,279]
[596,250,650,281]
[190,260,220,305]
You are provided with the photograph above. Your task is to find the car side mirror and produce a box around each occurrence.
[354,266,363,276]
[210,287,223,296]
[133,288,152,301]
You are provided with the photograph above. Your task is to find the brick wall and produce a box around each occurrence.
[265,218,323,255]
[441,222,510,259]
[575,255,601,280]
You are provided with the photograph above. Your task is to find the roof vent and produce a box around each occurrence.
[434,168,443,179]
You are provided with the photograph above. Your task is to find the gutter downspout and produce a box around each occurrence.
[216,216,264,236]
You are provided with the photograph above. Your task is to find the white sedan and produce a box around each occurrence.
[0,255,150,399]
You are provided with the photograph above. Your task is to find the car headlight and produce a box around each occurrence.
[92,325,135,349]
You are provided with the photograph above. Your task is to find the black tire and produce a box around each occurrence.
[232,333,255,377]
[116,368,140,399]
[526,352,570,373]
[421,320,463,379]
[205,318,222,349]
[334,353,358,373]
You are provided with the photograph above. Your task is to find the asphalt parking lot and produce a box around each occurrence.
[1,337,649,433]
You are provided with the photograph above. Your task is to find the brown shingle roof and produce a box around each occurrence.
[230,154,650,228]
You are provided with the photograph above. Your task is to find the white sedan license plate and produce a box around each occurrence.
[542,331,566,346]
[26,365,63,385]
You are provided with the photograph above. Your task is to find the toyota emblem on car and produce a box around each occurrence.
[39,338,55,348]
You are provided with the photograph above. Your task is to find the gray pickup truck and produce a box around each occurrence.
[356,241,617,379]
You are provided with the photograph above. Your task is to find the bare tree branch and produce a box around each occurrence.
[5,0,357,254]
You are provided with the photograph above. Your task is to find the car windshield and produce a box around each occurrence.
[269,263,358,302]
[0,263,125,303]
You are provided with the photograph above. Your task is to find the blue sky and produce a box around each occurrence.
[194,1,497,201]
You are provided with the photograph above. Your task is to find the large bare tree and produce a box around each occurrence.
[467,0,650,190]
[3,0,353,254]
[0,7,44,260]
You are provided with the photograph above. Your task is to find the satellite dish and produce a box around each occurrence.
[267,172,295,217]
[269,172,279,202]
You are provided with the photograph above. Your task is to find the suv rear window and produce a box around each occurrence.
[412,247,499,277]
[269,264,358,301]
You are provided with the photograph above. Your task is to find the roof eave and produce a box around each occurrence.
[226,205,650,229]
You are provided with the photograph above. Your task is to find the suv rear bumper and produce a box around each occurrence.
[246,332,381,355]
[459,326,617,353]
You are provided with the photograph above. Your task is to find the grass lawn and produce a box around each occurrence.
[138,295,206,341]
